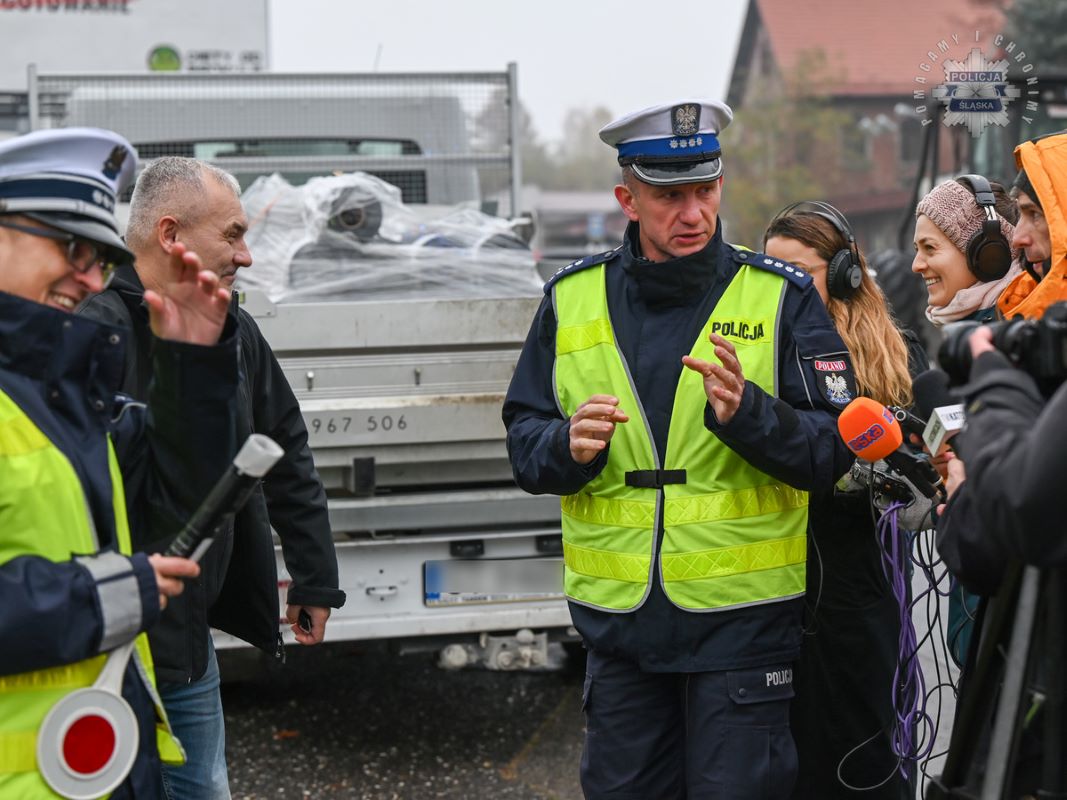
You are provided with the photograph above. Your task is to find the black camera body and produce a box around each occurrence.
[938,301,1067,391]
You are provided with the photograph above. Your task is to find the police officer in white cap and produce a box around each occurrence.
[504,101,856,798]
[0,127,240,799]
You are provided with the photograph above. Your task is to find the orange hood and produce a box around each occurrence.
[997,131,1067,319]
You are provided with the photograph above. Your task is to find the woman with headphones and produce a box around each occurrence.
[911,176,1018,677]
[764,203,926,800]
[913,176,1019,326]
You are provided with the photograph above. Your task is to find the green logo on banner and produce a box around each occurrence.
[148,46,181,72]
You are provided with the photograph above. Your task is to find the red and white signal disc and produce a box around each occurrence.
[37,686,139,800]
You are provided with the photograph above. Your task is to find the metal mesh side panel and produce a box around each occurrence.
[31,71,514,208]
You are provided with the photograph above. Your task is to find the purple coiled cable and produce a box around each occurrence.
[877,503,934,779]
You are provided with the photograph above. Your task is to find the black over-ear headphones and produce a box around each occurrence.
[955,174,1013,283]
[768,200,863,300]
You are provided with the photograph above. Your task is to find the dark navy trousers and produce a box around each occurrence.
[580,649,798,799]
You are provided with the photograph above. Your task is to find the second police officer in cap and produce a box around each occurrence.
[504,101,856,798]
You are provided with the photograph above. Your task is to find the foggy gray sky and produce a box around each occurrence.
[268,0,748,145]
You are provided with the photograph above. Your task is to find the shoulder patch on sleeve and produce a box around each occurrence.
[794,327,857,410]
[731,247,813,290]
[544,247,623,293]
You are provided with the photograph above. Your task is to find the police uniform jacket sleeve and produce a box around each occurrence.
[937,351,1067,594]
[0,551,161,677]
[703,283,855,493]
[239,310,344,609]
[503,294,609,496]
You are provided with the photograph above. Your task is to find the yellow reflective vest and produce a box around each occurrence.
[0,390,183,799]
[553,261,808,612]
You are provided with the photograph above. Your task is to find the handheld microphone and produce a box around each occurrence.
[165,434,285,562]
[888,405,927,442]
[923,404,965,455]
[838,397,945,500]
[911,369,965,454]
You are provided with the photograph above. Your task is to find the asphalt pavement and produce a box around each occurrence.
[221,561,958,800]
[221,644,586,799]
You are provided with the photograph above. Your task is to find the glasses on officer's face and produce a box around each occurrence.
[0,218,118,287]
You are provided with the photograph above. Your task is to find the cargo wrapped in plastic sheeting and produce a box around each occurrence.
[238,172,542,302]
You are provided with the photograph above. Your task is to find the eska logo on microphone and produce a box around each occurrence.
[847,424,885,453]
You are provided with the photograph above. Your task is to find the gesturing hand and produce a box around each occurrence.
[682,333,745,424]
[569,394,629,465]
[147,241,231,345]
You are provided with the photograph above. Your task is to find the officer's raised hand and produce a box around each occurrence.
[569,394,629,464]
[682,333,745,424]
[146,241,231,345]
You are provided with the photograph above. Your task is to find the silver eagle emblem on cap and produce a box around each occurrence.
[672,104,699,136]
[102,145,129,179]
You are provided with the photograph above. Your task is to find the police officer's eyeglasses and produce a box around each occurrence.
[0,218,118,286]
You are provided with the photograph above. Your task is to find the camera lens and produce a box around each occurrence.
[1042,302,1067,333]
[992,319,1037,365]
[326,189,383,242]
[336,209,365,229]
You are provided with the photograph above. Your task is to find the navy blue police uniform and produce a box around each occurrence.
[503,100,855,800]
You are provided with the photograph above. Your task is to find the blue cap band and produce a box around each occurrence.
[0,176,117,215]
[617,133,721,160]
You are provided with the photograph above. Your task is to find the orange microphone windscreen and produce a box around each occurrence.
[837,397,904,461]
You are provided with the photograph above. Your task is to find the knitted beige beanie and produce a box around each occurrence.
[915,180,1015,254]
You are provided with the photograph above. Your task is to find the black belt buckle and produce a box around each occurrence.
[624,469,687,489]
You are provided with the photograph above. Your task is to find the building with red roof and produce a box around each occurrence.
[726,0,1010,251]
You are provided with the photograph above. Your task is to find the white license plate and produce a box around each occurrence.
[423,558,564,606]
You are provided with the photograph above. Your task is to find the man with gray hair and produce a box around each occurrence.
[79,156,345,800]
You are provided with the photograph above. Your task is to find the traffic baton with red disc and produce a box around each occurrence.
[35,433,284,798]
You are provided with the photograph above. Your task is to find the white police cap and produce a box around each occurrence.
[0,127,137,262]
[599,100,733,185]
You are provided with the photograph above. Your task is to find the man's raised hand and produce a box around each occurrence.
[146,241,230,345]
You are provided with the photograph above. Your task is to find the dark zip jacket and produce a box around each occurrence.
[934,347,1067,797]
[79,264,344,683]
[937,350,1067,593]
